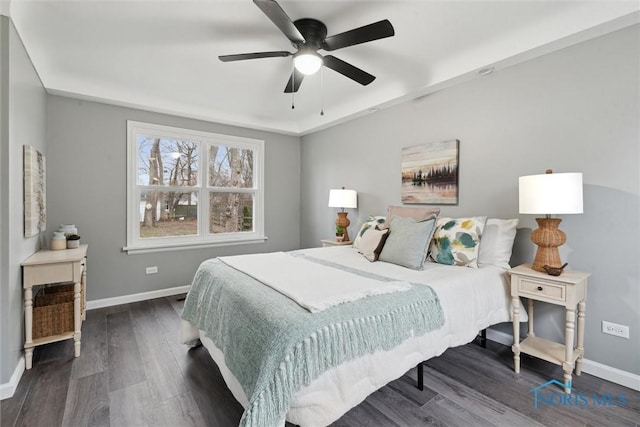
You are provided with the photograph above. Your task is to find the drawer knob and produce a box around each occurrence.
[537,286,543,291]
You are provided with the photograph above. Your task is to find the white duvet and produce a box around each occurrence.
[181,246,526,427]
[219,251,411,312]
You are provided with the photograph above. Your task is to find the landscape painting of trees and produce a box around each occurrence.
[401,139,459,205]
[23,145,47,237]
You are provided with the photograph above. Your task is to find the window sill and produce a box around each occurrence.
[122,236,268,254]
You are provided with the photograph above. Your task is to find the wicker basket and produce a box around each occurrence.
[33,284,75,339]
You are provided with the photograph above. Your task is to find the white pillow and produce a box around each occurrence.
[353,216,386,250]
[356,227,389,262]
[478,218,519,269]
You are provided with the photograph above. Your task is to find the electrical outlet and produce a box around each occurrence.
[146,266,158,275]
[602,321,629,339]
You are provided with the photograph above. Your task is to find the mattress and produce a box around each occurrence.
[181,246,525,426]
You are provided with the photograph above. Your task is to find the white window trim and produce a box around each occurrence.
[124,121,266,254]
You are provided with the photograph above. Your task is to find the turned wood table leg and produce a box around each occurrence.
[512,296,521,373]
[81,259,87,321]
[24,287,34,370]
[73,281,82,357]
[563,308,576,393]
[575,300,586,376]
[527,299,535,337]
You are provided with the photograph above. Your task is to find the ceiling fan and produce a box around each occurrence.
[219,0,395,93]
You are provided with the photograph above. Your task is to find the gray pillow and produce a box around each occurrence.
[379,214,437,270]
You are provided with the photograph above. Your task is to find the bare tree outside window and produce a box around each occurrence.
[126,121,264,252]
[208,145,255,234]
[137,136,199,238]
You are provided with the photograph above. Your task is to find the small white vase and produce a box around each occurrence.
[58,224,77,237]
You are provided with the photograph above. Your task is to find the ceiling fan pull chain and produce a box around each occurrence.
[320,66,324,116]
[291,60,296,109]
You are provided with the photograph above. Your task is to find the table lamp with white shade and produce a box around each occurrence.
[328,187,358,242]
[519,170,583,273]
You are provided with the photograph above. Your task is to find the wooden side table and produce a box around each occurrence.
[321,239,353,247]
[21,245,88,369]
[509,264,589,393]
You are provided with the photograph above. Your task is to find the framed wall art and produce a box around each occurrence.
[24,145,47,237]
[401,139,459,205]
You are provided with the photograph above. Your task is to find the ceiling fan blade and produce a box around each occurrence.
[321,19,394,51]
[253,0,305,44]
[284,69,305,93]
[323,55,375,86]
[219,51,292,62]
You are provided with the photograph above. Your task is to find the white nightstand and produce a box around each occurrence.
[321,239,353,247]
[21,245,88,369]
[509,264,589,393]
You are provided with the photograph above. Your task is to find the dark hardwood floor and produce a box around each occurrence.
[2,295,638,427]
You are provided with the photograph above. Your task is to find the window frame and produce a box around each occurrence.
[124,121,265,254]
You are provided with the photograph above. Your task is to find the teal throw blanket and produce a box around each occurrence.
[182,257,444,427]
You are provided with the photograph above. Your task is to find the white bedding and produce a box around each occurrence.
[219,251,410,312]
[181,246,526,426]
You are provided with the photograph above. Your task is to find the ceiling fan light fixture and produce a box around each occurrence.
[294,51,323,75]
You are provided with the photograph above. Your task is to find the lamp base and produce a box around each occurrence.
[335,212,351,242]
[530,217,566,272]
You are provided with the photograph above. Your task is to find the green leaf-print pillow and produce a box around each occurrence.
[353,216,386,250]
[429,216,487,268]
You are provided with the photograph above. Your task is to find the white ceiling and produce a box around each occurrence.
[8,1,639,135]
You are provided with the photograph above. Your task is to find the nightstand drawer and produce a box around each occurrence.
[518,279,565,302]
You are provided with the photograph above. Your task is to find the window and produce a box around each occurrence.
[125,121,265,253]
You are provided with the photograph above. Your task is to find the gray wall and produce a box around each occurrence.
[300,26,639,375]
[0,15,8,387]
[0,16,48,384]
[45,96,301,302]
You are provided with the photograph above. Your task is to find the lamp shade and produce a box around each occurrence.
[294,51,323,75]
[519,172,583,215]
[328,189,357,209]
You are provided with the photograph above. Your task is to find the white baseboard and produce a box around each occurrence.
[485,328,517,346]
[579,359,640,391]
[86,285,190,310]
[486,328,640,391]
[0,356,24,400]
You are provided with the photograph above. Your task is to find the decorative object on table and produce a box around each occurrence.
[328,187,357,242]
[401,139,459,205]
[519,169,583,273]
[23,145,47,237]
[50,232,67,250]
[66,234,81,249]
[335,226,345,242]
[543,263,568,276]
[58,224,78,237]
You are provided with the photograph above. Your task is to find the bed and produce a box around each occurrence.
[181,214,525,427]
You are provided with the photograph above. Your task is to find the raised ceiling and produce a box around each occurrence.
[8,1,639,135]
